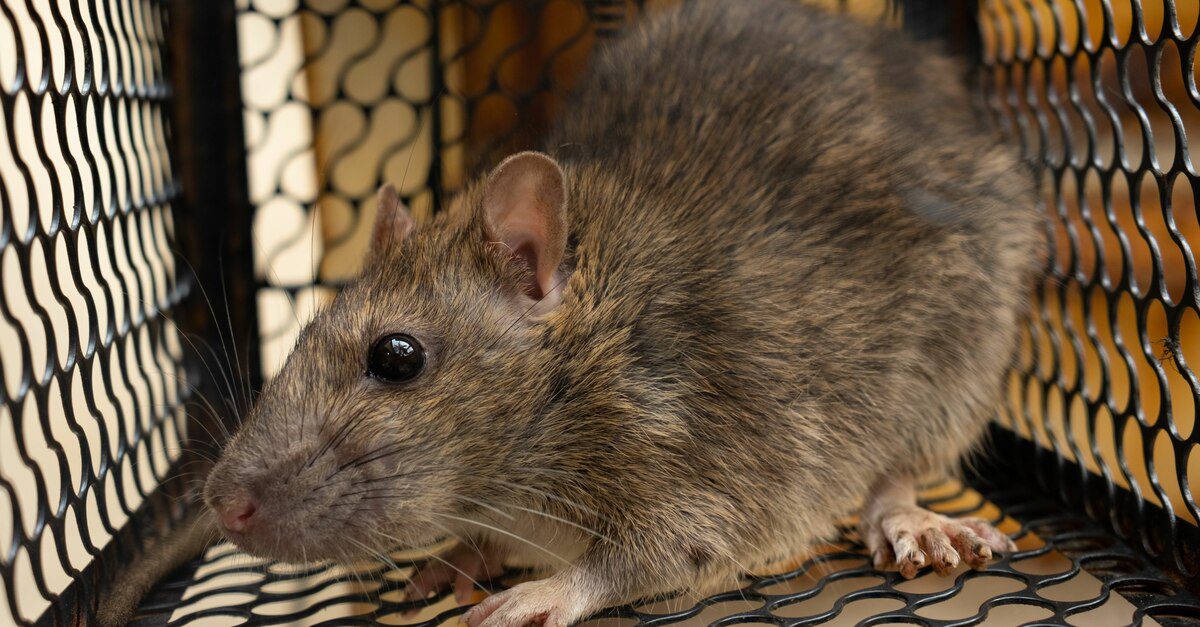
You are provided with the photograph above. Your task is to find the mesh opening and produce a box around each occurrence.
[0,0,189,624]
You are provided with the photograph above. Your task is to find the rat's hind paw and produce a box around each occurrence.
[463,575,593,627]
[860,507,1016,579]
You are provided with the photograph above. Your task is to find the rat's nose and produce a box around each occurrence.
[216,497,259,533]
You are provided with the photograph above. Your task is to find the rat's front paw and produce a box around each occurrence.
[402,541,505,609]
[463,575,593,627]
[860,507,1016,578]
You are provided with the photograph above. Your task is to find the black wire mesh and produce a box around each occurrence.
[979,0,1200,586]
[0,0,192,625]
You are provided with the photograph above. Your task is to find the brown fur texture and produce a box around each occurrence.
[204,1,1042,624]
[95,508,217,627]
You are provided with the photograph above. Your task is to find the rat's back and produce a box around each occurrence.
[543,0,1042,543]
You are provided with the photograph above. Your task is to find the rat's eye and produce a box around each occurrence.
[367,334,425,383]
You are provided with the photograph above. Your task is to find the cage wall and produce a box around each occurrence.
[2,0,1200,625]
[0,0,190,624]
[980,0,1200,580]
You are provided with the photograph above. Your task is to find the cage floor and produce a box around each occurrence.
[130,478,1199,627]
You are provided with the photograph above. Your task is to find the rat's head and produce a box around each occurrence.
[204,152,573,562]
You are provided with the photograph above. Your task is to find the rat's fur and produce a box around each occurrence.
[204,0,1042,622]
[95,509,216,627]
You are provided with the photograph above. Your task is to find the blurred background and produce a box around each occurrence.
[242,0,911,377]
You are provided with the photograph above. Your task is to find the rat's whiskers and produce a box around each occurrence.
[477,476,611,523]
[432,512,573,567]
[427,518,487,564]
[450,495,515,521]
[490,500,617,546]
[371,526,489,599]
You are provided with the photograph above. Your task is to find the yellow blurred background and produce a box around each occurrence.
[979,0,1200,526]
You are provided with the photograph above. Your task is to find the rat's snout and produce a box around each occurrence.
[214,495,259,534]
[204,440,360,561]
[206,470,319,560]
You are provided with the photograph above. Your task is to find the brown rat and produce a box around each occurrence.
[202,1,1042,625]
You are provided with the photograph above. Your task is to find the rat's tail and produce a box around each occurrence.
[96,506,218,627]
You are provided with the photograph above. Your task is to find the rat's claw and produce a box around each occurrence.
[890,531,926,578]
[918,528,960,575]
[960,517,1019,553]
[863,506,1013,578]
[864,524,895,571]
[454,572,478,604]
[403,562,455,602]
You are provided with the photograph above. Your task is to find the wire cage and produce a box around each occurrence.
[0,0,194,625]
[1,0,1199,626]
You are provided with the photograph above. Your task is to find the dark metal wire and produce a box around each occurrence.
[0,0,192,625]
[978,0,1200,588]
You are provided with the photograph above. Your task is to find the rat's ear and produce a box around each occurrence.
[483,151,568,304]
[370,183,413,254]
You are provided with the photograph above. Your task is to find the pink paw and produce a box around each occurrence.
[860,508,1016,578]
[401,541,504,611]
[463,576,591,627]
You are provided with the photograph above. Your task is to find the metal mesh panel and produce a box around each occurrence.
[0,0,189,625]
[979,0,1200,582]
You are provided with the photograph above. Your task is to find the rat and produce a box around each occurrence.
[198,1,1042,625]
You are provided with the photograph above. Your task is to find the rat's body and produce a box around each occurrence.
[202,2,1041,625]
